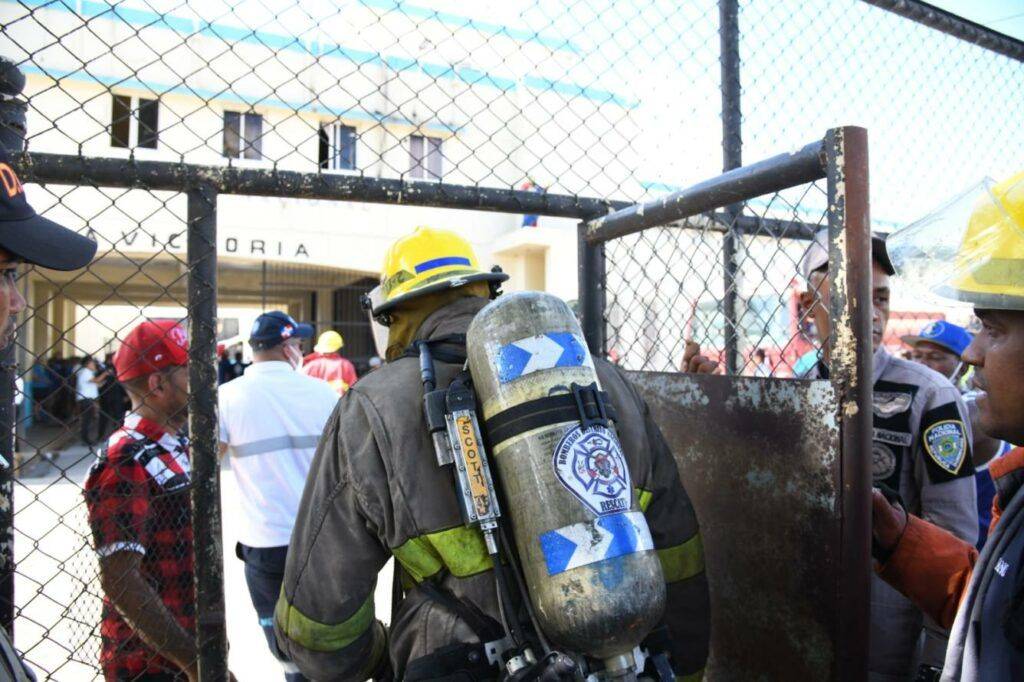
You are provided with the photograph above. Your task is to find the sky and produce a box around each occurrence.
[933,0,1024,40]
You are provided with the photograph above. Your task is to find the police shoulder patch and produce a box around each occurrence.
[923,419,967,476]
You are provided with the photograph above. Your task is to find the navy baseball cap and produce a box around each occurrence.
[249,311,313,349]
[0,150,97,270]
[901,320,973,357]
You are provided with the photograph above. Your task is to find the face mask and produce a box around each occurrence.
[283,343,303,370]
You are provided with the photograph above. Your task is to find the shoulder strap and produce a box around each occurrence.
[400,334,468,366]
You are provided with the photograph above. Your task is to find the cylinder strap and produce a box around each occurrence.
[484,386,618,448]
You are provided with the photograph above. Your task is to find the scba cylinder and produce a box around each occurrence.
[466,291,665,661]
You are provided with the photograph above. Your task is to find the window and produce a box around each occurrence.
[318,124,357,170]
[110,94,159,149]
[223,111,263,160]
[409,134,442,179]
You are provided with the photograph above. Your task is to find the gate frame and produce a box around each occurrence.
[579,126,873,681]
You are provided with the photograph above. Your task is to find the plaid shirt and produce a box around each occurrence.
[83,413,194,681]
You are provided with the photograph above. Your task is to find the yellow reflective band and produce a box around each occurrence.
[676,668,704,681]
[274,589,374,653]
[393,525,493,582]
[658,534,704,583]
[635,487,653,513]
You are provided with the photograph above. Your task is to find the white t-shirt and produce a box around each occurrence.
[218,361,339,548]
[76,366,99,400]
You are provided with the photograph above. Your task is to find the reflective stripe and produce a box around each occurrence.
[97,541,146,558]
[677,668,704,681]
[393,525,493,582]
[232,434,322,458]
[414,256,472,273]
[658,534,704,583]
[274,589,374,652]
[635,487,653,513]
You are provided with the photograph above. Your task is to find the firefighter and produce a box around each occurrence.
[797,229,978,681]
[873,170,1024,681]
[274,226,710,681]
[301,330,358,395]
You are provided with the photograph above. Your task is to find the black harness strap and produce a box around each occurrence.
[484,384,618,448]
[416,578,504,643]
[401,334,468,366]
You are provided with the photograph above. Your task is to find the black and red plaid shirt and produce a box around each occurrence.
[83,413,194,681]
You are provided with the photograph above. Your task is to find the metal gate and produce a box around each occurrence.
[578,127,873,681]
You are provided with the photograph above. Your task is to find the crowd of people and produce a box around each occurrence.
[0,146,1022,682]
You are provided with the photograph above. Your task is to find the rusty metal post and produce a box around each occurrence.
[578,222,606,357]
[0,57,27,638]
[825,126,872,681]
[719,0,742,374]
[187,184,228,681]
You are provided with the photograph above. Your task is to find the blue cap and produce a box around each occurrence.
[900,320,973,357]
[249,311,313,349]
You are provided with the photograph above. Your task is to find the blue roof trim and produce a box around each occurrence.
[7,0,634,108]
[19,63,463,134]
[356,0,582,54]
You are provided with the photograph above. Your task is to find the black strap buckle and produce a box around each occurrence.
[570,382,609,430]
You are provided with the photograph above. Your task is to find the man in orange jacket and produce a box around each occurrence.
[873,171,1024,681]
[300,330,357,395]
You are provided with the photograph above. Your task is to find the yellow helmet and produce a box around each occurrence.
[888,171,1024,311]
[369,226,507,317]
[314,330,344,353]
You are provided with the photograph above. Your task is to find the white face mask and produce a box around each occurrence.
[283,342,304,370]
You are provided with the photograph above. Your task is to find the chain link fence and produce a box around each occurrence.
[0,0,1020,679]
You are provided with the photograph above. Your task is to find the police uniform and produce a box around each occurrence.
[808,346,977,680]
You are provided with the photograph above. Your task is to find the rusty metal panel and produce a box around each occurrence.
[628,371,841,681]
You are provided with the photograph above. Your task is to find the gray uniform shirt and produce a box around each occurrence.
[808,347,977,680]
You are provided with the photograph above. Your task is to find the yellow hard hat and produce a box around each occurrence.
[888,171,1024,311]
[314,330,343,353]
[370,226,507,316]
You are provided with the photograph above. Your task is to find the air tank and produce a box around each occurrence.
[466,291,665,664]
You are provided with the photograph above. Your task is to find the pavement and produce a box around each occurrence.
[11,438,393,681]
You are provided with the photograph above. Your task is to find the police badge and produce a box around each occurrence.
[923,419,967,475]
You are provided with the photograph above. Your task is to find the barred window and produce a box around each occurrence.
[109,95,159,149]
[318,124,357,170]
[223,112,263,160]
[409,135,442,180]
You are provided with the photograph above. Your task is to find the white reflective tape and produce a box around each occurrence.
[97,542,146,558]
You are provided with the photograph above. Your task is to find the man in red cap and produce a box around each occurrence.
[83,319,231,682]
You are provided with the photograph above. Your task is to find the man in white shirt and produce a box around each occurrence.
[75,356,106,449]
[218,311,338,682]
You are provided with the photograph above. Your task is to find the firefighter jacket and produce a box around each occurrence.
[806,347,978,679]
[878,446,1024,681]
[274,296,709,681]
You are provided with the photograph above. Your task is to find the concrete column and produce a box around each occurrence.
[29,281,52,361]
[316,289,333,331]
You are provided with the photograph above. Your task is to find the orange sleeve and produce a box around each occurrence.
[877,514,978,629]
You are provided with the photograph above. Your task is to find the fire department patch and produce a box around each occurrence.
[924,420,967,475]
[552,425,631,516]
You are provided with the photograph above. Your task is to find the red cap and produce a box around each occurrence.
[115,320,189,382]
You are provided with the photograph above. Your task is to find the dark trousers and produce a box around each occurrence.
[78,398,97,445]
[237,543,308,682]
